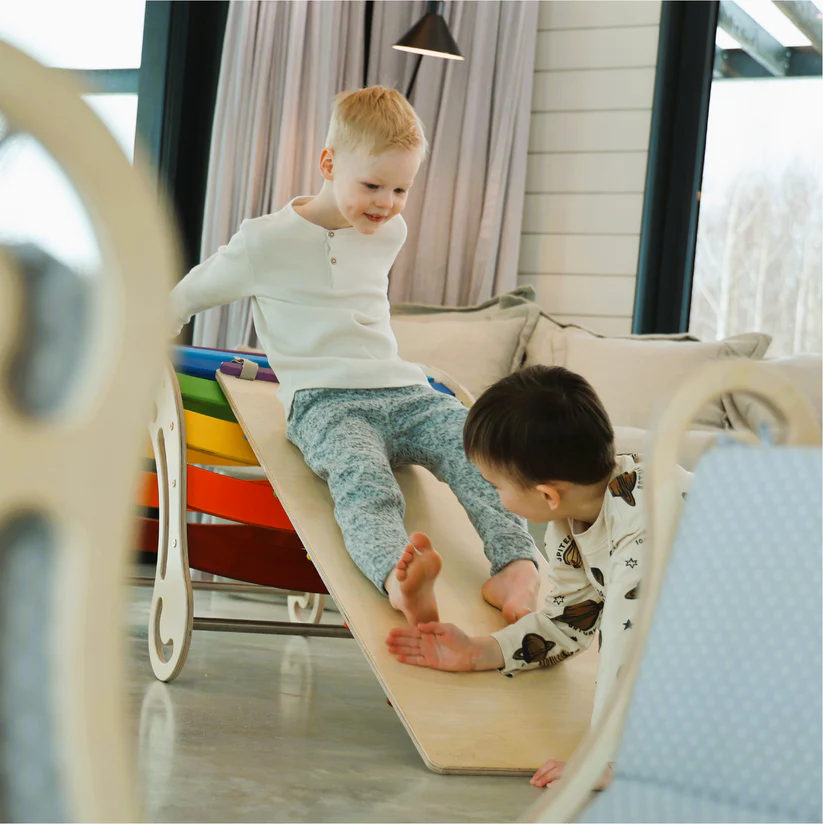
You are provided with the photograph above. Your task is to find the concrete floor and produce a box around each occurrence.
[128,581,545,822]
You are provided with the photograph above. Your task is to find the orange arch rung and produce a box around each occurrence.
[138,466,294,532]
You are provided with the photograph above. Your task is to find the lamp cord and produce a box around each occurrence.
[405,54,424,100]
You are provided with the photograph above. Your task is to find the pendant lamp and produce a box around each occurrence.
[392,1,463,98]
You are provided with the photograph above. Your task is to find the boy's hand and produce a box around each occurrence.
[530,759,614,790]
[386,622,504,672]
[530,759,566,788]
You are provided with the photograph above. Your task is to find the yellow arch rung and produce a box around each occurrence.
[144,434,257,468]
[144,440,251,468]
[183,409,258,465]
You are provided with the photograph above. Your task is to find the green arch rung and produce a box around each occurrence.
[176,372,237,423]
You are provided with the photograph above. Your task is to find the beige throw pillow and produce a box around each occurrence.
[523,313,698,369]
[523,315,563,366]
[391,316,528,399]
[391,287,542,374]
[391,284,537,317]
[556,328,771,430]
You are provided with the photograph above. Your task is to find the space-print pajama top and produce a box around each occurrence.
[491,453,692,729]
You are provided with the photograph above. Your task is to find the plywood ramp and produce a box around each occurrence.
[217,372,599,775]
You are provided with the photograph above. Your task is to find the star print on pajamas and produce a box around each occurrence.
[625,558,638,568]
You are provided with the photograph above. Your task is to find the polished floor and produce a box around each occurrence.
[128,577,545,822]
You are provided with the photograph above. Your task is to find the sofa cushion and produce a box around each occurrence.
[524,315,698,368]
[391,316,530,400]
[523,315,564,366]
[723,353,823,433]
[554,328,771,430]
[390,284,537,317]
[391,287,542,377]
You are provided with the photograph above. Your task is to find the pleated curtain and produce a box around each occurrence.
[193,0,365,349]
[192,0,538,352]
[367,1,538,306]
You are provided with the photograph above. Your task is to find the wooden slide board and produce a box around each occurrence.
[217,372,599,775]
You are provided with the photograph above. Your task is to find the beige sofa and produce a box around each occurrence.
[391,286,822,472]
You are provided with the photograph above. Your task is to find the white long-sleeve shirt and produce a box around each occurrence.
[491,454,692,729]
[170,196,430,413]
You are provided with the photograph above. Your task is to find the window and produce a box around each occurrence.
[0,0,146,271]
[690,77,822,355]
[635,0,822,356]
[690,0,822,355]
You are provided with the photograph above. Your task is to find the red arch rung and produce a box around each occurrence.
[138,466,295,532]
[136,517,326,593]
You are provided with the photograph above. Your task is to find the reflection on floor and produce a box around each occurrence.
[128,578,542,823]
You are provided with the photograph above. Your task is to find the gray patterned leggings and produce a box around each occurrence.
[286,385,538,593]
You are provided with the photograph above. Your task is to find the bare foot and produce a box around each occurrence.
[385,532,442,625]
[481,558,540,623]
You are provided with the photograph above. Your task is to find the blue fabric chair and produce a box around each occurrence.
[577,443,822,823]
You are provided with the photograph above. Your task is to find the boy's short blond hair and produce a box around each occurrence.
[326,86,428,157]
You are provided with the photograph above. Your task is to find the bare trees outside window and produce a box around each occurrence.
[691,78,822,356]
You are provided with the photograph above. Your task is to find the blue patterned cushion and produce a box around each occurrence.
[580,445,822,823]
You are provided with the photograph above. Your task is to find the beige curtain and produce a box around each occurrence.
[368,1,538,305]
[193,0,365,349]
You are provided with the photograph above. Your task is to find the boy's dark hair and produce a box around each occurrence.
[463,365,615,487]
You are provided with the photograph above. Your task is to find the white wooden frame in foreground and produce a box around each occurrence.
[0,42,176,822]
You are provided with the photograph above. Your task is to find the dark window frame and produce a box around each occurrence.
[136,1,229,281]
[633,0,719,335]
[634,0,821,335]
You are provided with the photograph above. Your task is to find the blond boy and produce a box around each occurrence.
[170,87,540,624]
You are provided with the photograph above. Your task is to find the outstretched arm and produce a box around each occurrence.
[170,225,256,337]
[491,539,602,677]
[386,622,504,672]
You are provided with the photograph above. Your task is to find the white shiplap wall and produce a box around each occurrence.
[518,0,661,336]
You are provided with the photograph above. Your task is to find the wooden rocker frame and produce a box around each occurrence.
[146,362,347,683]
[521,359,821,823]
[145,360,477,682]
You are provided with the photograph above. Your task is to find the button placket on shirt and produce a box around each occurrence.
[327,230,339,284]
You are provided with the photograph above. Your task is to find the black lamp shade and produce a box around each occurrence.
[393,10,464,61]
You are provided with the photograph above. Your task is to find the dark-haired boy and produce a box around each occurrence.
[386,365,691,788]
